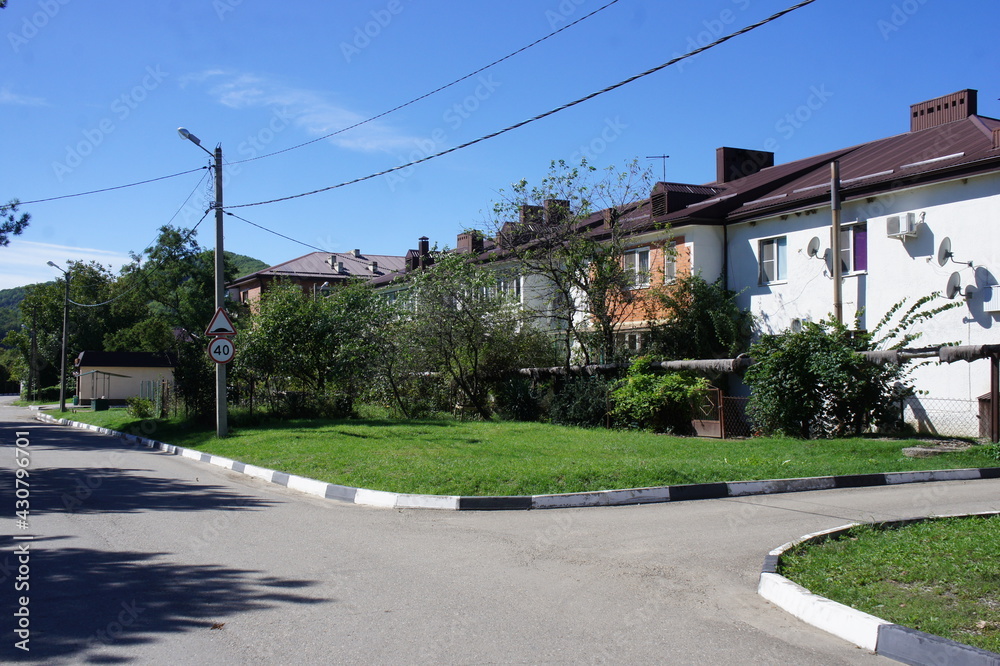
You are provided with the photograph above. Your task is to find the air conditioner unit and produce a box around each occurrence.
[984,285,1000,314]
[886,212,921,239]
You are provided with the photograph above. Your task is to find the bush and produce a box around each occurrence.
[37,385,62,402]
[491,378,542,422]
[126,396,155,419]
[610,358,709,433]
[744,319,909,438]
[550,376,612,428]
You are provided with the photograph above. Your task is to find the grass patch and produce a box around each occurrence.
[779,515,1000,654]
[52,408,1000,497]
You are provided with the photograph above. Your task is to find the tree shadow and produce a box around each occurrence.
[25,466,278,516]
[0,535,330,662]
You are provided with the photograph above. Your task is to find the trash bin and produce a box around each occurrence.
[92,398,109,412]
[72,395,79,406]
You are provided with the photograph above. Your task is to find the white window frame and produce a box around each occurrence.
[839,222,868,275]
[625,247,651,289]
[758,236,787,285]
[663,241,677,284]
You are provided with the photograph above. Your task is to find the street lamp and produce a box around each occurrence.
[46,261,70,412]
[178,127,228,438]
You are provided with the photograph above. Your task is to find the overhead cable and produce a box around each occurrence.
[225,0,623,166]
[227,0,818,209]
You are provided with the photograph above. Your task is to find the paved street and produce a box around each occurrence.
[2,398,998,664]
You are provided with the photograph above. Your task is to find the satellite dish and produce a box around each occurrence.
[945,272,963,299]
[806,237,821,258]
[937,238,952,267]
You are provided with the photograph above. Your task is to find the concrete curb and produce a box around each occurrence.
[759,513,1000,665]
[34,413,1000,512]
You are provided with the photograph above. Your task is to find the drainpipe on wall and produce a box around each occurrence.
[722,223,729,292]
[830,161,843,325]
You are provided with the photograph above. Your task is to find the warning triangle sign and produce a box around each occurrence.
[205,307,237,336]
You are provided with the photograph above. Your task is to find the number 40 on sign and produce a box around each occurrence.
[207,337,235,364]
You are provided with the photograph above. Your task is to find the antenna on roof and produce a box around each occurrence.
[646,155,669,182]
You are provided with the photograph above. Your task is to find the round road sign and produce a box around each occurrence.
[207,336,235,364]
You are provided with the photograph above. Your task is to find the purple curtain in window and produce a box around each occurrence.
[854,227,868,272]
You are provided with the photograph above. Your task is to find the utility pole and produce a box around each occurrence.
[830,161,843,325]
[178,127,228,438]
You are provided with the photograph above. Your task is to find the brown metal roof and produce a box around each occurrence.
[228,250,405,288]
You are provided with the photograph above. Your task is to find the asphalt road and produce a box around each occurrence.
[2,398,998,665]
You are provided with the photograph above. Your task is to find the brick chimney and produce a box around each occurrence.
[457,232,484,254]
[418,236,430,268]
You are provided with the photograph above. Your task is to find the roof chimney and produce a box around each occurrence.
[418,236,430,268]
[368,261,379,273]
[544,199,570,225]
[457,232,484,254]
[910,89,978,132]
[352,248,362,258]
[716,147,774,183]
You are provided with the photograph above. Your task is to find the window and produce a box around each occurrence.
[758,236,787,284]
[625,247,651,288]
[840,223,868,274]
[497,274,521,301]
[663,241,677,283]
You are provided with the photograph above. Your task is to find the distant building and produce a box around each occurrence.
[227,249,406,304]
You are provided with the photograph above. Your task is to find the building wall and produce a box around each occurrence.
[726,171,1000,426]
[77,366,174,402]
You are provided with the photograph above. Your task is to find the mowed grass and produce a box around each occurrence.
[53,408,999,496]
[779,515,1000,654]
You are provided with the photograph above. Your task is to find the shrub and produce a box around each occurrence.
[550,376,612,427]
[126,396,155,419]
[744,319,909,438]
[610,357,709,433]
[491,378,542,422]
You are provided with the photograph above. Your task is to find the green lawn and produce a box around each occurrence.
[779,515,1000,654]
[49,408,999,496]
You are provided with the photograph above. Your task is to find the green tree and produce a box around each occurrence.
[489,158,655,367]
[392,252,553,420]
[644,274,754,360]
[0,199,30,247]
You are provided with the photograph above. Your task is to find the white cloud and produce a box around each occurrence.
[190,70,420,153]
[0,240,132,290]
[0,87,47,107]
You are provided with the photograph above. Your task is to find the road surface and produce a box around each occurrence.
[2,398,997,664]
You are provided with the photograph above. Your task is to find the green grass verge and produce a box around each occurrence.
[48,408,999,497]
[779,515,1000,654]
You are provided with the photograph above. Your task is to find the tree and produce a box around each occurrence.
[388,252,554,420]
[644,274,754,361]
[489,159,655,367]
[0,199,30,247]
[235,280,390,417]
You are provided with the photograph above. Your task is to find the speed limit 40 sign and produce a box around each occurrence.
[207,336,235,364]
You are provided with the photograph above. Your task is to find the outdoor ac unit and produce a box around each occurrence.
[984,285,1000,314]
[886,212,921,239]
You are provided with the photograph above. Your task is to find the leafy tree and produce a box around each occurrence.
[0,199,30,247]
[235,280,389,417]
[489,158,655,367]
[389,252,554,420]
[644,274,754,360]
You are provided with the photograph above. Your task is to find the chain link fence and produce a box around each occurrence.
[701,394,991,440]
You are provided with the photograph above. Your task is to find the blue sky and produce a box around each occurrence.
[2,0,997,289]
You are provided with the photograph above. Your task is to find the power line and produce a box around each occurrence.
[18,167,208,206]
[227,0,818,209]
[225,211,329,253]
[225,0,624,166]
[66,208,212,308]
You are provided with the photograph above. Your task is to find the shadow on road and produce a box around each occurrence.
[1,535,330,662]
[26,466,278,515]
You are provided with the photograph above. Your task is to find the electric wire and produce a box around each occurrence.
[65,207,212,308]
[224,0,623,166]
[17,167,208,206]
[225,211,329,253]
[227,0,818,209]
